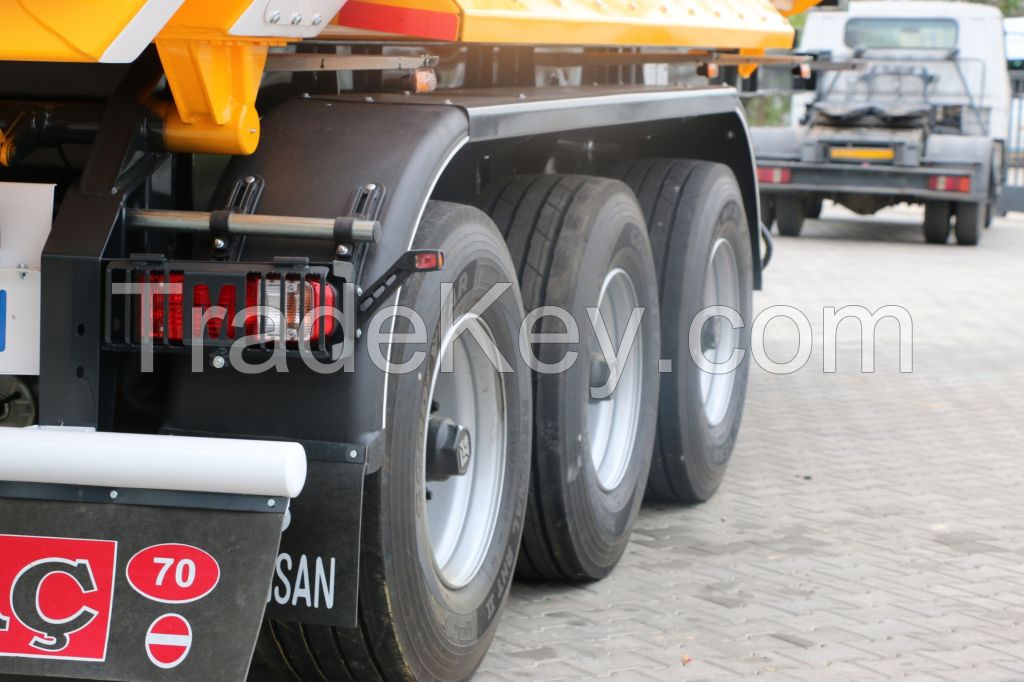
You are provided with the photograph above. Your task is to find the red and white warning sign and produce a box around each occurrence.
[0,534,116,662]
[145,614,192,669]
[127,543,220,604]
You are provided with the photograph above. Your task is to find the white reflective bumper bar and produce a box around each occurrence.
[0,428,307,499]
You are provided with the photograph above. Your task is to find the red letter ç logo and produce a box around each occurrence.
[0,535,117,661]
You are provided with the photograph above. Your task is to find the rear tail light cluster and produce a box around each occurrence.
[141,273,336,345]
[757,167,792,184]
[928,175,972,193]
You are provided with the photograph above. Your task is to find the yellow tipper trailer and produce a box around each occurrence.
[0,1,816,680]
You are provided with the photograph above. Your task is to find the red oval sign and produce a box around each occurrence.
[127,544,220,604]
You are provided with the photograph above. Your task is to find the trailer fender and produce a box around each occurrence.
[162,98,470,629]
[664,110,765,287]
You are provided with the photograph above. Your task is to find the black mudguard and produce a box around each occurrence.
[0,485,285,681]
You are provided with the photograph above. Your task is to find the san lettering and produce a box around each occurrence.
[268,553,336,609]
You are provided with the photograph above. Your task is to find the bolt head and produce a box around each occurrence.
[336,244,350,257]
[269,10,282,23]
[348,449,358,459]
[312,13,323,25]
[213,238,227,250]
[267,498,277,508]
[110,490,118,500]
[291,12,303,24]
[211,355,227,370]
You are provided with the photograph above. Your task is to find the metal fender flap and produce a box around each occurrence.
[0,428,306,682]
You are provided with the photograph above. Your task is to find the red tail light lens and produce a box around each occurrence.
[140,274,336,345]
[928,175,971,193]
[757,167,792,184]
[192,284,240,340]
[145,273,184,341]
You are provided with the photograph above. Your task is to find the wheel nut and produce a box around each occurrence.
[426,417,472,481]
[590,352,612,391]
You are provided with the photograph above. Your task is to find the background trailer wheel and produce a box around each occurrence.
[804,197,823,220]
[760,195,776,231]
[955,201,983,246]
[255,203,532,682]
[775,196,805,237]
[924,202,952,244]
[620,160,753,503]
[481,175,660,581]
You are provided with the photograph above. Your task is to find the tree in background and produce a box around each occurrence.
[967,0,1021,15]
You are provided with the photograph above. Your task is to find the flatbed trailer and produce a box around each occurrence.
[0,1,813,680]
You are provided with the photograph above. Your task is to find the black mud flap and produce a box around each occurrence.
[0,484,285,682]
[263,441,367,629]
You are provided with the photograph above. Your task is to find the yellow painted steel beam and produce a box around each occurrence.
[458,0,795,49]
[334,0,802,49]
[153,37,279,155]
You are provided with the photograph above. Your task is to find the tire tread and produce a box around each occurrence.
[482,175,591,581]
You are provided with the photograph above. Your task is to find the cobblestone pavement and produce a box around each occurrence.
[478,205,1024,681]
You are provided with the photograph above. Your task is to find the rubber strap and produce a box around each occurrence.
[210,210,232,239]
[333,216,354,243]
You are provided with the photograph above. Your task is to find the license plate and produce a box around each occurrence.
[829,146,896,162]
[0,270,40,375]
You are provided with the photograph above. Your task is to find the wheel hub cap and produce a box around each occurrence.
[586,268,643,492]
[700,238,740,427]
[426,417,472,481]
[423,314,507,589]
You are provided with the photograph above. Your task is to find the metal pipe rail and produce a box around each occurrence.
[125,209,382,243]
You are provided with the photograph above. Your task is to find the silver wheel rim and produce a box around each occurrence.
[700,238,740,427]
[587,268,643,492]
[423,314,507,589]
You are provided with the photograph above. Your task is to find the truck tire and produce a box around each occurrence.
[955,202,982,246]
[775,197,805,236]
[480,175,660,581]
[619,159,753,503]
[255,202,532,681]
[924,202,952,244]
[805,197,823,219]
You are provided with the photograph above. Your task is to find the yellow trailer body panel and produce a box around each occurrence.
[0,0,183,63]
[0,0,817,155]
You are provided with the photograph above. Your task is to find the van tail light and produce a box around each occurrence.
[757,167,792,184]
[928,175,971,193]
[140,274,336,344]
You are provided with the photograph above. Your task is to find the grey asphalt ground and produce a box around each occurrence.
[478,204,1024,681]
